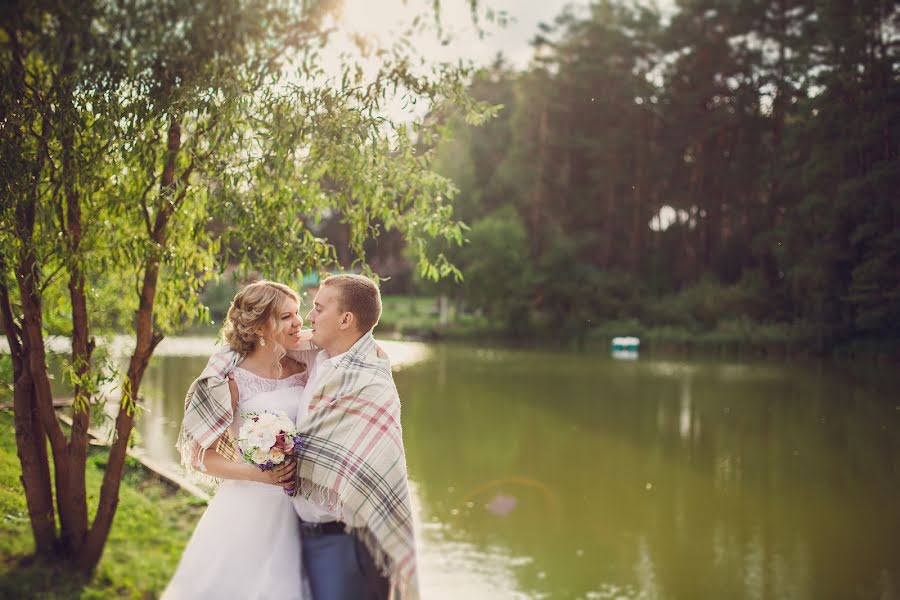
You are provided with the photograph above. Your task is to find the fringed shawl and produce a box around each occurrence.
[294,333,419,599]
[176,350,243,481]
[176,341,318,482]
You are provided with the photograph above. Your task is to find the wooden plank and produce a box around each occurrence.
[0,397,74,411]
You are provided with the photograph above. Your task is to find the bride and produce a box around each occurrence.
[163,281,312,599]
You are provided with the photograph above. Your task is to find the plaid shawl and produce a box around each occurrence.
[176,342,318,481]
[293,333,419,600]
[178,335,419,598]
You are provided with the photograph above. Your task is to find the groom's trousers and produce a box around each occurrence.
[300,520,390,600]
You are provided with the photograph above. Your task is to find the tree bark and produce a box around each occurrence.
[529,104,548,260]
[2,20,58,555]
[56,24,92,554]
[63,228,92,556]
[601,158,618,269]
[763,0,789,288]
[80,116,182,571]
[17,225,74,549]
[13,164,74,555]
[630,112,648,275]
[0,275,56,553]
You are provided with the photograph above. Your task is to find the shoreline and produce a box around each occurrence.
[2,328,896,364]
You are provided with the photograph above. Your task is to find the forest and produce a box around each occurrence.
[410,0,898,354]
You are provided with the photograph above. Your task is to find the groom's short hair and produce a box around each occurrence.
[321,274,382,333]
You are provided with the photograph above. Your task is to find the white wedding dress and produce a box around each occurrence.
[163,367,309,600]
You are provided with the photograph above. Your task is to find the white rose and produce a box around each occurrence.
[269,449,285,463]
[257,412,278,427]
[248,430,275,450]
[251,447,268,464]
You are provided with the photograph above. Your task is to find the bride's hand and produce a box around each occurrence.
[258,459,297,488]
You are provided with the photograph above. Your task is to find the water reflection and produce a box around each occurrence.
[396,345,900,599]
[128,341,899,599]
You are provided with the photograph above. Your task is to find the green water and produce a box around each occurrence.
[136,342,899,599]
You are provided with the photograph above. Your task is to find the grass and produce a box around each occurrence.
[376,298,815,356]
[0,410,206,599]
[582,317,817,358]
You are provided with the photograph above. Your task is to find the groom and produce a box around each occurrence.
[291,274,419,600]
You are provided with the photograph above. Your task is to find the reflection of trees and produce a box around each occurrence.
[396,346,900,598]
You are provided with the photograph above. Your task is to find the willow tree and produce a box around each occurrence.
[1,0,479,570]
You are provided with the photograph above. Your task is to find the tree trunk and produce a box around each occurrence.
[529,105,548,260]
[63,260,92,555]
[52,27,92,553]
[336,222,351,267]
[80,116,182,571]
[55,29,93,550]
[18,245,75,548]
[630,113,648,275]
[62,152,92,556]
[14,181,73,554]
[2,24,59,554]
[763,0,789,288]
[689,140,705,282]
[0,279,56,553]
[601,159,618,269]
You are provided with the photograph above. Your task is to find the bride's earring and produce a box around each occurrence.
[259,336,266,347]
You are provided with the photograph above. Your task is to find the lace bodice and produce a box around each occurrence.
[232,367,308,404]
[165,371,307,600]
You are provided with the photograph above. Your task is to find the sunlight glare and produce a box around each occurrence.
[337,0,413,44]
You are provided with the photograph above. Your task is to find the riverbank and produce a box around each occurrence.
[0,410,204,599]
[377,298,899,361]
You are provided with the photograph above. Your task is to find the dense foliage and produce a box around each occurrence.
[429,0,899,352]
[1,0,479,570]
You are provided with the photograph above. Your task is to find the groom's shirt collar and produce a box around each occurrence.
[316,332,373,370]
[313,347,346,376]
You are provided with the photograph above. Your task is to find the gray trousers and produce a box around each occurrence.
[301,529,390,600]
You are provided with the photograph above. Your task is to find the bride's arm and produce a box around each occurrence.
[199,441,296,489]
[285,332,317,370]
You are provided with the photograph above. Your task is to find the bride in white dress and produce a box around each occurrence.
[164,281,311,600]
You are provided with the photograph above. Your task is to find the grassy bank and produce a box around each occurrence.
[0,410,205,599]
[378,298,899,360]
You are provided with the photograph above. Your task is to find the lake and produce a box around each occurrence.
[134,340,899,599]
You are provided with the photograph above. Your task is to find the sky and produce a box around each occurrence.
[334,0,572,69]
[333,0,677,70]
[305,0,587,125]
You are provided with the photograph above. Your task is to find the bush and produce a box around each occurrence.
[643,273,771,330]
[533,233,646,338]
[456,207,535,335]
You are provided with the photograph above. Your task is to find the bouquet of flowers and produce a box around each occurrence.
[237,409,303,495]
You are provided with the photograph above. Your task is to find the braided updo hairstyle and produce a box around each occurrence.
[222,280,299,357]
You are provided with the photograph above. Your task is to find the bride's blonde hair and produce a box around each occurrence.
[222,281,299,371]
